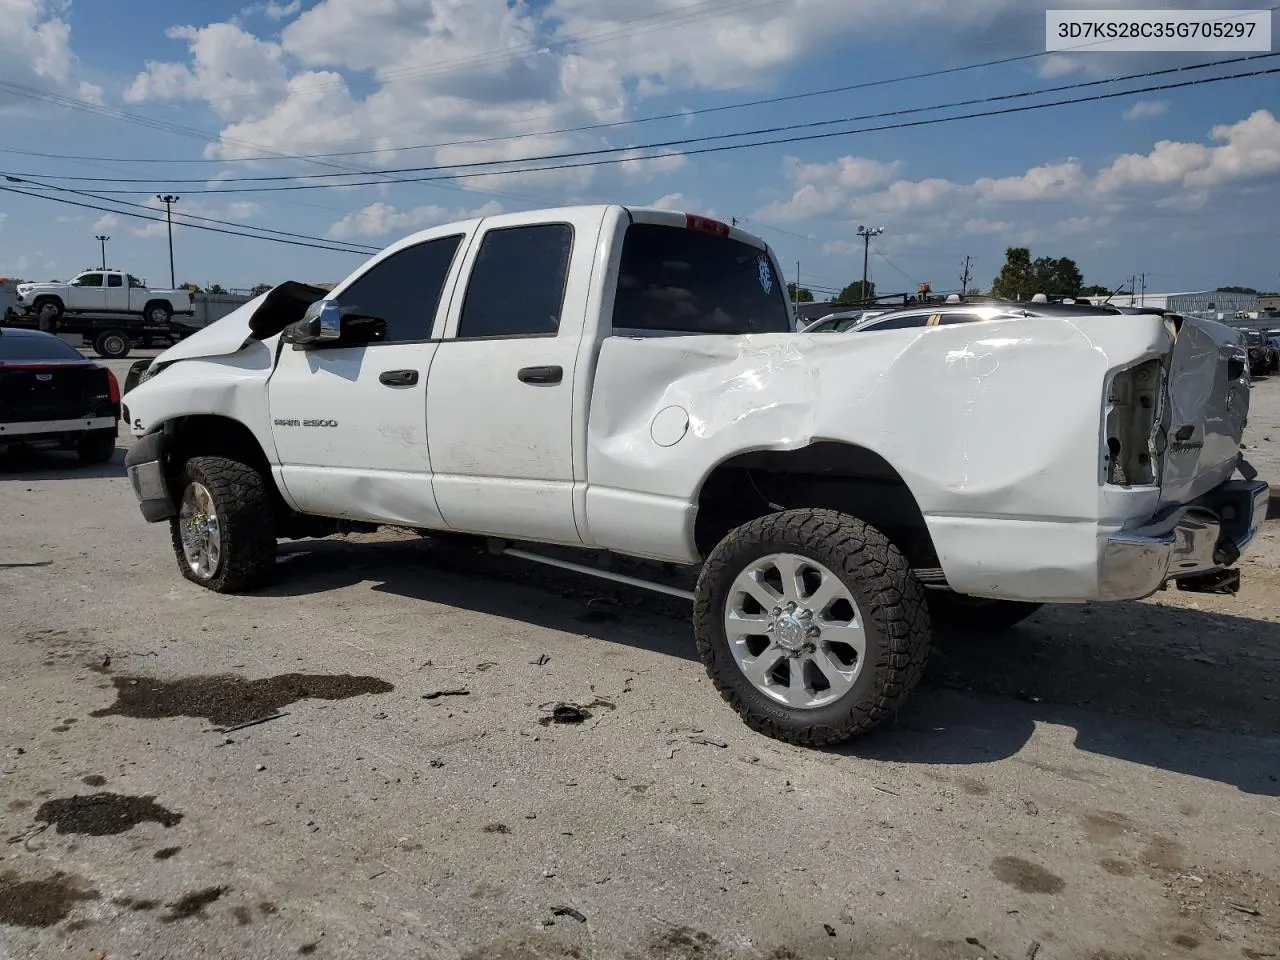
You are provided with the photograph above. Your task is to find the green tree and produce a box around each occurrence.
[1079,284,1112,298]
[837,280,876,303]
[206,283,228,295]
[786,282,814,303]
[990,247,1034,299]
[250,283,273,296]
[1031,256,1084,297]
[1217,285,1258,294]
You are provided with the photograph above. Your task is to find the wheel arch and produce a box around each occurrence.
[691,441,938,568]
[144,299,173,318]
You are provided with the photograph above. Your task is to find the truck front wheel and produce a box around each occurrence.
[169,455,277,593]
[94,329,131,359]
[693,508,931,746]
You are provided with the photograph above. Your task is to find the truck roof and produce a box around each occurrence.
[385,204,769,258]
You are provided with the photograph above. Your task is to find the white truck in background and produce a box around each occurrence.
[119,205,1267,746]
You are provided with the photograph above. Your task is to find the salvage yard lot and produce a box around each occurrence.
[2,359,1279,960]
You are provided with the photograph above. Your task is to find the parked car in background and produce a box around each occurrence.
[13,270,194,326]
[0,327,119,463]
[801,309,884,333]
[1243,330,1276,374]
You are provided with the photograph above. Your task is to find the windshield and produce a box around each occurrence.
[611,223,790,335]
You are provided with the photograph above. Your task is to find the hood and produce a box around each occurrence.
[16,281,59,293]
[150,280,327,365]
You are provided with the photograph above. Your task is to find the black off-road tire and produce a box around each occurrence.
[926,592,1043,633]
[693,508,931,747]
[169,455,277,593]
[94,329,131,359]
[146,302,173,324]
[76,429,117,464]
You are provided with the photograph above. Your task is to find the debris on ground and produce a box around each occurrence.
[823,923,836,937]
[531,654,551,666]
[482,823,510,834]
[217,712,289,734]
[539,698,616,726]
[687,735,728,748]
[1025,940,1041,960]
[429,759,445,768]
[475,661,498,672]
[552,905,587,923]
[422,688,470,700]
[577,598,620,623]
[1024,800,1039,816]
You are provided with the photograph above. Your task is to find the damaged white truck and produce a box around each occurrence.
[121,205,1268,746]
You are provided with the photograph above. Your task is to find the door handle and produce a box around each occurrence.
[378,369,419,386]
[517,365,563,385]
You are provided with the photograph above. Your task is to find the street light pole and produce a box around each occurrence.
[94,234,110,270]
[856,225,884,301]
[157,194,180,288]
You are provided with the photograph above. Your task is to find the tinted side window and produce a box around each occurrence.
[107,274,123,288]
[939,312,980,325]
[612,223,790,335]
[335,234,463,344]
[863,315,928,331]
[73,274,103,287]
[457,224,573,339]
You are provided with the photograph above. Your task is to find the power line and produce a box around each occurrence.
[20,61,1279,197]
[9,6,1274,166]
[0,184,375,256]
[3,174,382,253]
[22,52,1276,187]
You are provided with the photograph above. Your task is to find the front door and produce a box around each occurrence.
[68,272,107,312]
[426,212,596,545]
[267,230,468,526]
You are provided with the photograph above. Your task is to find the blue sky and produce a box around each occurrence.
[1,0,1278,297]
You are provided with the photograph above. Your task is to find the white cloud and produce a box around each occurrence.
[0,0,74,101]
[124,22,289,120]
[974,161,1085,202]
[647,193,687,211]
[76,81,104,105]
[327,199,502,239]
[1123,100,1168,121]
[854,178,960,217]
[1096,109,1280,191]
[91,213,120,233]
[1038,54,1082,79]
[264,0,302,19]
[963,218,1013,235]
[757,155,901,221]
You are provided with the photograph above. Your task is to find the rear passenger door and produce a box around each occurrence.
[426,210,600,545]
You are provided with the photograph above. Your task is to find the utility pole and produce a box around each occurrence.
[156,194,180,288]
[795,261,801,304]
[1139,271,1146,307]
[95,234,110,270]
[960,255,972,296]
[856,224,884,301]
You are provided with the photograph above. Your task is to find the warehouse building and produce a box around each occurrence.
[1083,289,1258,318]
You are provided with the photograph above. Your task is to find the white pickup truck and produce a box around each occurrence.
[120,205,1268,746]
[14,269,194,327]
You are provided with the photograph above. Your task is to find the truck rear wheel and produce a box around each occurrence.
[94,329,131,359]
[926,592,1043,632]
[693,508,931,746]
[146,302,173,324]
[169,455,277,593]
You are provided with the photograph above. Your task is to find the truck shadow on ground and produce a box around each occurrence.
[0,446,125,481]
[264,536,1280,796]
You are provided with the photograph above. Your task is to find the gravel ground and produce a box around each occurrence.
[0,356,1278,959]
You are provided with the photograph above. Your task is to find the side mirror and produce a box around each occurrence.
[282,300,343,346]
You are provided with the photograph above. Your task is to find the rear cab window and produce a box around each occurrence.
[611,221,791,336]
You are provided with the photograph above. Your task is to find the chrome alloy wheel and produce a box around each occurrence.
[724,552,866,709]
[179,481,222,580]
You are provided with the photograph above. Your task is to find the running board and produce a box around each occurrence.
[490,540,947,601]
[495,543,696,601]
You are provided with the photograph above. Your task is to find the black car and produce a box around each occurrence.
[1243,330,1276,374]
[0,328,120,464]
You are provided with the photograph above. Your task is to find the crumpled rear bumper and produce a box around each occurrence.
[1099,479,1269,601]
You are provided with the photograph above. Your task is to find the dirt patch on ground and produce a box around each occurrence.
[36,792,182,835]
[162,885,228,922]
[0,871,99,928]
[91,673,394,727]
[990,856,1065,894]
